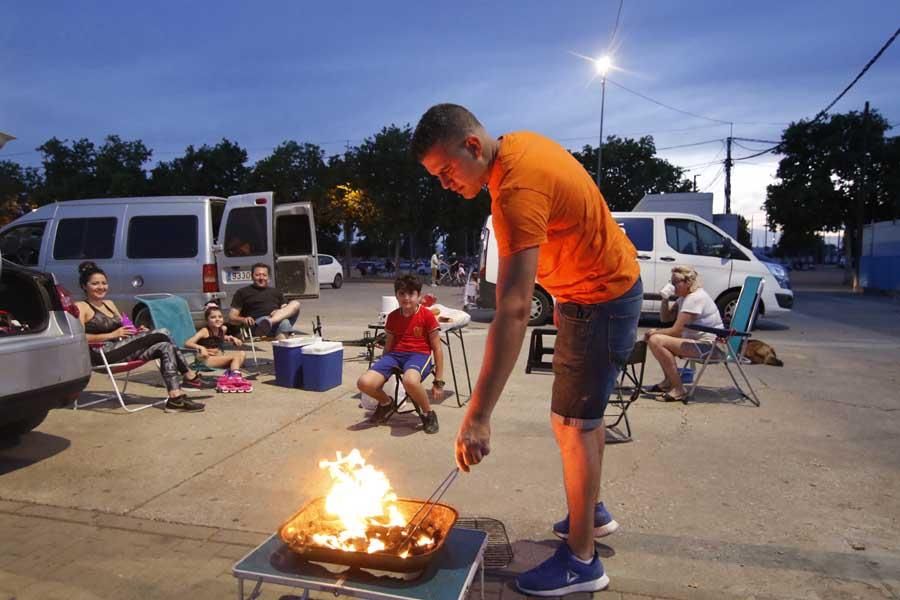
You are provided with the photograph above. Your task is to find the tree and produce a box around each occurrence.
[764,108,894,269]
[150,139,250,197]
[737,215,752,248]
[354,125,426,264]
[249,141,327,205]
[0,161,43,225]
[94,135,152,197]
[570,136,692,210]
[36,137,97,202]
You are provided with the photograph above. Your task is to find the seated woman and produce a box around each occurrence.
[644,265,724,402]
[76,261,215,412]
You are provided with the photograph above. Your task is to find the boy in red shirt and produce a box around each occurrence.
[357,275,445,434]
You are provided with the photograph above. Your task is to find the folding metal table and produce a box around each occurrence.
[233,527,487,600]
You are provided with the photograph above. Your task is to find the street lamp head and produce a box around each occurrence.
[594,55,612,77]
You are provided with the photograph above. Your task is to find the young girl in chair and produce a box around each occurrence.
[185,305,252,393]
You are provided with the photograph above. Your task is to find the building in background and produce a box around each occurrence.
[860,220,900,294]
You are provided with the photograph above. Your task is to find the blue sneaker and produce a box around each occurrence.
[552,501,619,539]
[515,543,609,596]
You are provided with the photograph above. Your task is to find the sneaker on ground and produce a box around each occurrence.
[515,543,609,596]
[253,317,273,337]
[182,374,217,390]
[421,411,439,434]
[165,396,205,412]
[369,402,393,424]
[552,501,619,539]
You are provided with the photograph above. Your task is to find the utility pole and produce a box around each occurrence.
[693,174,699,192]
[852,101,871,292]
[724,135,733,214]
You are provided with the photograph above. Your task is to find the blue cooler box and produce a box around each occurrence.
[301,342,344,392]
[273,337,318,388]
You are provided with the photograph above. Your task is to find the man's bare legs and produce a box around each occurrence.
[270,300,300,325]
[552,418,604,560]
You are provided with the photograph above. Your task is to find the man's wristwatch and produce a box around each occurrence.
[433,379,446,388]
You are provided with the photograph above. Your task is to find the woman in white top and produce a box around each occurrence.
[644,265,724,401]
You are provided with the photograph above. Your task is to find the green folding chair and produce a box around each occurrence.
[681,276,764,406]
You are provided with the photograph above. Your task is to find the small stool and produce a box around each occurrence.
[525,328,557,373]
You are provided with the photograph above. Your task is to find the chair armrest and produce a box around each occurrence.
[686,324,751,338]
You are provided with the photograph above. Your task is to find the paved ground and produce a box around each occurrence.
[1,270,898,599]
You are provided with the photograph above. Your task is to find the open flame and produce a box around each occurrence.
[307,449,434,556]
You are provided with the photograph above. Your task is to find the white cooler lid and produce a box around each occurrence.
[273,336,320,348]
[301,341,344,355]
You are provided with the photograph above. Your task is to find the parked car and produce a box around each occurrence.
[355,261,381,276]
[477,212,794,326]
[0,256,91,440]
[317,254,344,288]
[0,192,319,328]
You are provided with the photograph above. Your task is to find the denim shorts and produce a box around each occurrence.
[551,278,643,430]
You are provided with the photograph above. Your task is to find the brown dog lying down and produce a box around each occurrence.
[743,339,784,366]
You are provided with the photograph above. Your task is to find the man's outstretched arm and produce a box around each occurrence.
[456,246,539,471]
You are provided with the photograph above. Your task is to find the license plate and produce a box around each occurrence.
[228,271,252,282]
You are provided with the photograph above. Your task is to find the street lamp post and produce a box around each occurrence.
[594,55,612,189]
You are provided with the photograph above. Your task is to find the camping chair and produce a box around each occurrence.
[605,340,648,441]
[75,344,165,412]
[133,293,209,374]
[380,359,438,424]
[681,276,764,406]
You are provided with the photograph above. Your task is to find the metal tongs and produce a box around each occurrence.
[399,467,459,549]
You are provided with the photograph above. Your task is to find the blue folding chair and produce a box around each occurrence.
[134,293,197,349]
[681,276,764,406]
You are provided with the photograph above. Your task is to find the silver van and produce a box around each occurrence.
[0,192,318,327]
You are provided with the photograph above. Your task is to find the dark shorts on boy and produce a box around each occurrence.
[551,278,643,431]
[370,351,433,380]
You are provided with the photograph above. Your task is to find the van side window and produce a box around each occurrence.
[276,214,313,255]
[224,207,267,257]
[210,201,225,241]
[53,218,117,260]
[127,216,198,258]
[665,218,743,259]
[0,222,46,266]
[615,218,653,251]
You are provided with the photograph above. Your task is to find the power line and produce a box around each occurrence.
[811,26,899,123]
[733,26,900,162]
[608,0,624,51]
[605,78,733,125]
[656,138,723,151]
[701,167,725,192]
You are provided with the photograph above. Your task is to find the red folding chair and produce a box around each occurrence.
[75,343,166,413]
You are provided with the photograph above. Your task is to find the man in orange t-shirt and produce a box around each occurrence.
[412,104,642,595]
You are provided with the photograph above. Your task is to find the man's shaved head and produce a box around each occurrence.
[411,103,484,161]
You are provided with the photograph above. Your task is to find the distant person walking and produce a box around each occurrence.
[430,252,441,287]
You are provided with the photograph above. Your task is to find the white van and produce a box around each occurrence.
[477,212,793,326]
[0,192,318,327]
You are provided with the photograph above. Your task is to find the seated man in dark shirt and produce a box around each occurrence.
[229,263,300,340]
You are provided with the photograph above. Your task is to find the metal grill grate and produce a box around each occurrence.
[455,517,513,569]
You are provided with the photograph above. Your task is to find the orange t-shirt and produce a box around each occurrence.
[487,131,640,304]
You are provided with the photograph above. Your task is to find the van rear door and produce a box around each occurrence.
[216,192,275,300]
[273,202,319,299]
